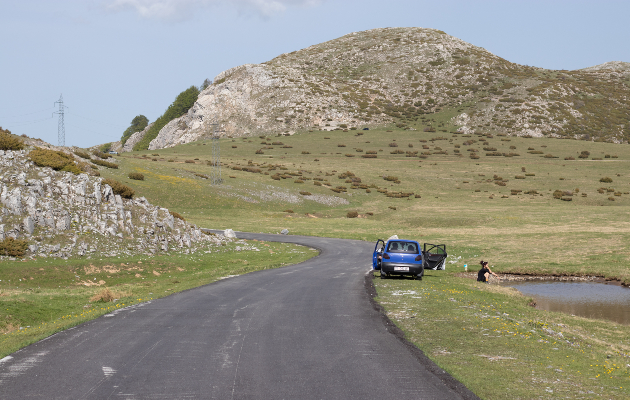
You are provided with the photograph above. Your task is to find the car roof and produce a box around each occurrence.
[386,239,419,244]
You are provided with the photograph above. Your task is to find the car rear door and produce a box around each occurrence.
[372,239,385,270]
[423,243,447,270]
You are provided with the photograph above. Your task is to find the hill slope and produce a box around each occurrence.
[139,27,630,149]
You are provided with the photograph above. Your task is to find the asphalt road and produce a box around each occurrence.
[0,232,477,399]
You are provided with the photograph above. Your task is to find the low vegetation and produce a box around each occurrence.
[28,148,82,174]
[0,128,24,151]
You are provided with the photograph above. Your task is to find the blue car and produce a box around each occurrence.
[372,239,447,280]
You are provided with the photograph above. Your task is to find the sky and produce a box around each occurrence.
[1,0,629,148]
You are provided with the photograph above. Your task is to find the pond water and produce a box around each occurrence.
[502,281,630,325]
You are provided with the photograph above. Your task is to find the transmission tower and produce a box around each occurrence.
[54,94,67,147]
[210,120,225,185]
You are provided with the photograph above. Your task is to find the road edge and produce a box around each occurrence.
[364,271,481,400]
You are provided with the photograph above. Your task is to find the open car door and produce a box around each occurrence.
[423,243,447,270]
[372,239,385,270]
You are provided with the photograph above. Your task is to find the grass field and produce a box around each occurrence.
[372,270,630,399]
[76,124,630,398]
[107,124,630,283]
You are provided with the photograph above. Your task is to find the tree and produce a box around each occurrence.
[120,115,149,146]
[133,86,200,151]
[200,78,212,90]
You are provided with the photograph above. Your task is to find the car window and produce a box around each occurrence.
[387,241,418,254]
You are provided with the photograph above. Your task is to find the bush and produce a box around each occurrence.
[185,160,195,164]
[74,149,91,159]
[102,178,134,199]
[0,237,28,257]
[0,128,24,151]
[92,158,119,169]
[29,148,82,174]
[128,172,145,180]
[346,211,359,218]
[169,210,185,221]
[299,191,311,196]
[389,142,398,147]
[92,150,112,159]
[600,177,613,183]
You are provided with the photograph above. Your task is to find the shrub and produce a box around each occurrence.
[302,151,310,154]
[515,175,525,179]
[29,148,82,174]
[337,144,346,147]
[128,172,145,181]
[185,160,195,164]
[92,150,112,159]
[255,149,264,154]
[93,158,119,169]
[284,209,294,213]
[74,149,91,159]
[102,178,134,199]
[299,191,311,196]
[600,177,613,183]
[362,154,377,158]
[168,159,175,162]
[0,128,25,151]
[169,210,185,221]
[0,237,28,257]
[346,211,359,218]
[388,142,398,147]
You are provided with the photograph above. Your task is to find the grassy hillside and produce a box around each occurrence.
[105,125,630,284]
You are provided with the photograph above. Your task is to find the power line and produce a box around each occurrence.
[0,106,55,120]
[0,99,52,112]
[4,115,54,127]
[66,111,125,130]
[65,122,121,140]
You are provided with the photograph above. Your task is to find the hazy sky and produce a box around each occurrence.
[1,0,628,148]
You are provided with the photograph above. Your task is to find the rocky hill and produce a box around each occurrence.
[0,147,236,260]
[128,27,629,150]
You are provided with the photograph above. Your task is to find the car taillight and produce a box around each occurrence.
[415,255,422,261]
[383,253,390,259]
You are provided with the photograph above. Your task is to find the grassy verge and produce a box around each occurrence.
[372,270,630,399]
[0,240,317,358]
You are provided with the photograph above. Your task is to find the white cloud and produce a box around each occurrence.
[104,0,323,20]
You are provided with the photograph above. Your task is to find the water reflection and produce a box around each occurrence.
[503,281,630,325]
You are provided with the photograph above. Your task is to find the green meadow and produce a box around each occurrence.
[108,123,630,283]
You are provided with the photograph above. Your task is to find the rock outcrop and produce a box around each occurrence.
[122,122,154,153]
[0,149,231,259]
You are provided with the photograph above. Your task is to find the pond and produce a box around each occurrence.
[502,281,630,325]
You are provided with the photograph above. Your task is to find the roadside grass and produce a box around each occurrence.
[0,240,316,358]
[373,271,630,399]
